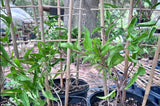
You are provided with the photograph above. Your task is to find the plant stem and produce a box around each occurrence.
[103,70,107,96]
[0,65,4,93]
[122,0,134,104]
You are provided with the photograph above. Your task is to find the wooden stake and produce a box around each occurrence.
[100,0,107,96]
[76,0,83,85]
[38,0,51,106]
[122,0,134,103]
[5,0,19,59]
[57,0,64,89]
[30,0,39,38]
[65,0,73,105]
[38,0,45,42]
[142,34,160,106]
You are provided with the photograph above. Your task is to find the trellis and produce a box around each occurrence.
[2,0,160,106]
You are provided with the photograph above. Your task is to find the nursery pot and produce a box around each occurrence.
[50,78,89,98]
[88,90,158,106]
[40,96,90,106]
[155,29,160,33]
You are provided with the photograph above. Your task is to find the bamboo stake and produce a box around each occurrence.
[122,0,134,103]
[76,0,83,86]
[2,5,160,12]
[65,0,73,105]
[142,34,160,106]
[4,0,19,59]
[38,0,51,106]
[30,0,39,38]
[57,0,64,89]
[91,8,160,11]
[100,0,107,96]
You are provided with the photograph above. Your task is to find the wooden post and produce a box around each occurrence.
[4,0,19,59]
[76,0,83,85]
[38,0,51,106]
[142,34,160,106]
[100,0,107,96]
[65,0,73,105]
[38,0,45,42]
[122,0,134,103]
[30,0,39,38]
[57,0,64,89]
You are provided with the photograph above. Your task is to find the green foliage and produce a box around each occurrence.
[137,20,157,27]
[0,14,12,27]
[1,42,63,105]
[98,90,116,100]
[0,44,10,67]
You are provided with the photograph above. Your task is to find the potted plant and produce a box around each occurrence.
[89,17,158,105]
[0,41,89,106]
[62,16,158,105]
[44,15,89,98]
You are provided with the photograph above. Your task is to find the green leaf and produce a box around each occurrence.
[19,92,30,106]
[142,0,152,6]
[128,17,137,32]
[82,54,95,64]
[98,90,116,100]
[133,30,149,44]
[73,40,81,51]
[27,64,40,73]
[137,20,157,27]
[152,2,160,9]
[1,0,5,7]
[148,27,156,39]
[137,66,145,76]
[55,27,67,31]
[91,27,101,35]
[24,47,34,60]
[104,3,118,8]
[101,45,113,56]
[126,55,137,63]
[14,57,23,69]
[105,23,116,36]
[0,14,12,26]
[53,69,62,79]
[42,90,59,101]
[60,42,73,49]
[83,27,92,50]
[109,53,124,68]
[0,44,10,66]
[125,73,137,90]
[2,35,9,43]
[16,74,32,81]
[134,0,140,7]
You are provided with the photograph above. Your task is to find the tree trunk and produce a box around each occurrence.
[63,0,99,38]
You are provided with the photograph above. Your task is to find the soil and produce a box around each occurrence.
[51,78,88,94]
[93,97,143,106]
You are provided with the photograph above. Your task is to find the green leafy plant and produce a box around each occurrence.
[60,16,157,105]
[98,17,157,105]
[0,41,64,105]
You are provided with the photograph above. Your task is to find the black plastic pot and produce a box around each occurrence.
[40,96,90,106]
[51,78,89,98]
[155,29,160,33]
[88,90,158,106]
